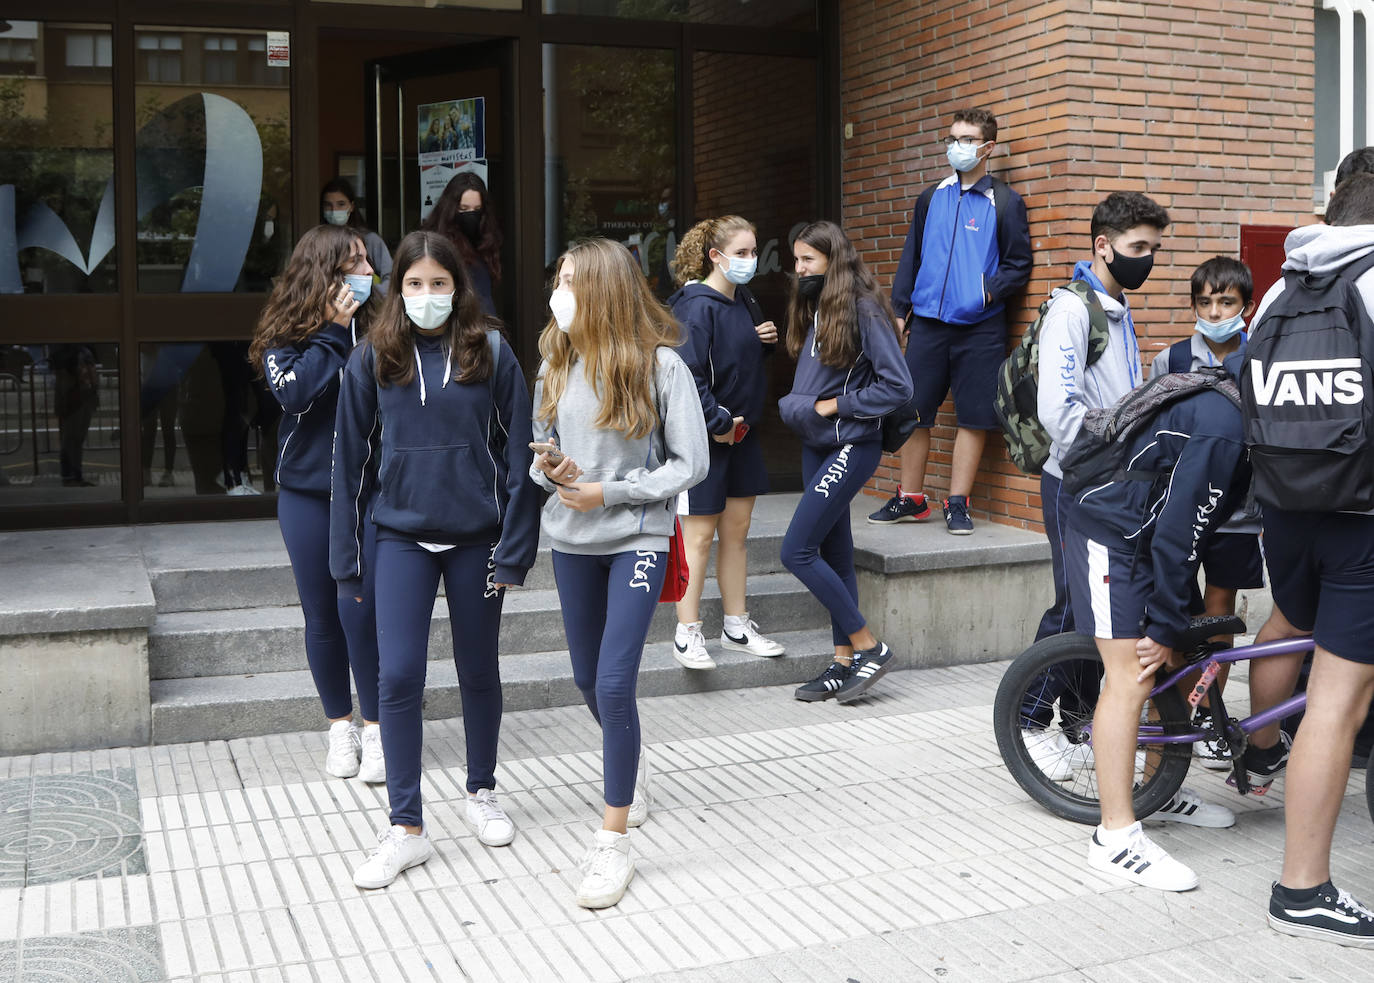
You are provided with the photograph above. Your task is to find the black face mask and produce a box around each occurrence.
[456,209,483,243]
[1105,247,1153,291]
[797,274,825,302]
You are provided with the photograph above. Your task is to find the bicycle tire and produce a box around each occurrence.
[994,632,1193,826]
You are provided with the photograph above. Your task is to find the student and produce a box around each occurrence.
[781,220,913,704]
[420,172,503,317]
[870,107,1032,534]
[1065,357,1251,892]
[331,230,539,890]
[321,178,393,297]
[1147,256,1261,768]
[665,215,785,669]
[529,238,709,909]
[249,224,384,783]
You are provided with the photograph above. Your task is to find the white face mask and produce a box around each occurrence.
[324,209,350,226]
[550,288,576,333]
[261,220,274,240]
[715,252,757,285]
[404,292,453,331]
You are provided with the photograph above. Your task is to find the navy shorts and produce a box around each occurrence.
[1064,525,1149,640]
[904,311,1006,430]
[683,429,770,515]
[1200,532,1264,591]
[1262,510,1374,664]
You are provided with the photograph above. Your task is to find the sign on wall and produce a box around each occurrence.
[417,97,487,222]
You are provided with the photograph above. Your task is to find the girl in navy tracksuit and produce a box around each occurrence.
[530,238,709,910]
[664,215,785,670]
[780,220,914,705]
[250,224,382,782]
[330,230,539,891]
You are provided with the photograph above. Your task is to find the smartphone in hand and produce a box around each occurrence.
[529,441,566,465]
[733,421,750,442]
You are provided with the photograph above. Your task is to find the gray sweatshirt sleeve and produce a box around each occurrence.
[528,366,560,493]
[1036,293,1091,454]
[1147,349,1169,381]
[601,350,709,508]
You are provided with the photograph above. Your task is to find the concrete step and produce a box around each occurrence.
[149,628,838,744]
[147,572,825,680]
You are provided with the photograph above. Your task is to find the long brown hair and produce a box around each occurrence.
[370,230,497,388]
[671,215,755,286]
[420,171,504,284]
[537,238,679,439]
[784,220,898,367]
[250,224,366,373]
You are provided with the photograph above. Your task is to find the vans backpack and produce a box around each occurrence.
[1060,368,1241,499]
[1240,251,1374,512]
[994,280,1110,475]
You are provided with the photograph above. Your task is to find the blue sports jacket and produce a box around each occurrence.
[890,174,1033,326]
[667,282,770,436]
[264,321,355,497]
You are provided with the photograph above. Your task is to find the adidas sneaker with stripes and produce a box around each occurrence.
[1087,821,1198,892]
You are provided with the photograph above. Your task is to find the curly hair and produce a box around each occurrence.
[370,231,499,388]
[537,238,680,439]
[1090,191,1170,245]
[420,171,504,284]
[250,224,366,374]
[784,220,898,368]
[670,215,755,286]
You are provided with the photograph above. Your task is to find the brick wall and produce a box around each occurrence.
[839,0,1316,532]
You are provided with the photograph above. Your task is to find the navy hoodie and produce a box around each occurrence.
[779,298,914,449]
[1069,386,1251,649]
[667,282,769,435]
[329,332,539,593]
[264,321,354,496]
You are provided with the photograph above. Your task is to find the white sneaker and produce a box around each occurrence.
[672,621,716,670]
[1087,821,1198,892]
[358,723,386,784]
[627,749,650,828]
[352,825,434,889]
[1022,728,1074,781]
[1149,786,1235,828]
[464,788,516,847]
[576,829,635,909]
[325,720,361,778]
[225,481,261,496]
[720,613,785,657]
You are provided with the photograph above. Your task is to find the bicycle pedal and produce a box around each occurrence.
[1226,773,1274,797]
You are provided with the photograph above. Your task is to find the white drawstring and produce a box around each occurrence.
[413,342,453,407]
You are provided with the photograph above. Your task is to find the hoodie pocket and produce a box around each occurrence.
[378,444,498,535]
[779,392,838,446]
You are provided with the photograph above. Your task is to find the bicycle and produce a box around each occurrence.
[992,614,1373,825]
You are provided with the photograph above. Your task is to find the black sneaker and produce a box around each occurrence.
[1229,730,1292,795]
[942,496,974,535]
[835,643,894,704]
[794,661,853,702]
[866,493,931,524]
[1269,881,1374,947]
[1192,710,1231,771]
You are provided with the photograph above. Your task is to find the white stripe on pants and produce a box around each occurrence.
[1087,537,1113,638]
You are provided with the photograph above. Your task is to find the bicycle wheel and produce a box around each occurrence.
[993,632,1193,825]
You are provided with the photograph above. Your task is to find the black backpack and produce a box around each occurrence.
[1060,368,1242,499]
[1240,252,1374,512]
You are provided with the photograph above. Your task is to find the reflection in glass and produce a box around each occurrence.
[0,343,121,502]
[544,44,677,296]
[542,0,815,27]
[139,342,280,498]
[0,21,116,294]
[135,26,292,293]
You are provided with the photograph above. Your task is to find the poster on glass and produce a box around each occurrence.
[417,97,487,222]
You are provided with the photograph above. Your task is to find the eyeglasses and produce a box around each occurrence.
[944,136,987,147]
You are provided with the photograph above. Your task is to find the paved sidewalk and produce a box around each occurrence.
[1,661,1368,982]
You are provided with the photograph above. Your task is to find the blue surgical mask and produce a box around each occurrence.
[324,209,350,227]
[343,273,372,305]
[716,253,757,285]
[1195,312,1246,344]
[946,141,987,173]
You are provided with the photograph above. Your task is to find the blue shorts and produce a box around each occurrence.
[1200,532,1264,591]
[1262,510,1374,664]
[905,311,1006,430]
[1064,526,1148,640]
[683,429,770,515]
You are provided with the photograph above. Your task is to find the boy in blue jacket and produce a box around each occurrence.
[869,108,1032,534]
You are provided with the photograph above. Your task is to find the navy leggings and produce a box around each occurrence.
[277,488,379,721]
[782,441,882,646]
[552,549,667,808]
[375,538,505,828]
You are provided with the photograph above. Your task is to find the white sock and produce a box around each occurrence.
[722,613,749,630]
[1096,821,1140,846]
[675,621,701,639]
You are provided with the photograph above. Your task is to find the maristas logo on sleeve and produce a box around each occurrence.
[1250,359,1364,407]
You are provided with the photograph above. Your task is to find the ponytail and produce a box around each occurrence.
[670,215,756,287]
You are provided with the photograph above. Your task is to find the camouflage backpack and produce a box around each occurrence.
[993,280,1110,475]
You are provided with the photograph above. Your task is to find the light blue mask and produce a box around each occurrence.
[1195,312,1246,343]
[344,273,373,305]
[717,254,757,285]
[946,141,987,173]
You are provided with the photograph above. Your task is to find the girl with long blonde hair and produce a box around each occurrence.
[530,237,709,909]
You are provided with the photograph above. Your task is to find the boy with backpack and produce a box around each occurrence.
[1147,257,1262,770]
[1061,356,1252,892]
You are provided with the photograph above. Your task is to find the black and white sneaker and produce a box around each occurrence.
[1229,730,1292,795]
[835,643,894,704]
[1191,710,1232,771]
[794,661,853,702]
[1269,881,1374,947]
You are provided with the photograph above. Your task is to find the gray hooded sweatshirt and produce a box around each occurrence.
[1253,224,1374,322]
[530,346,710,556]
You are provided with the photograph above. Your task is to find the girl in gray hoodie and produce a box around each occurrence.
[530,238,709,910]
